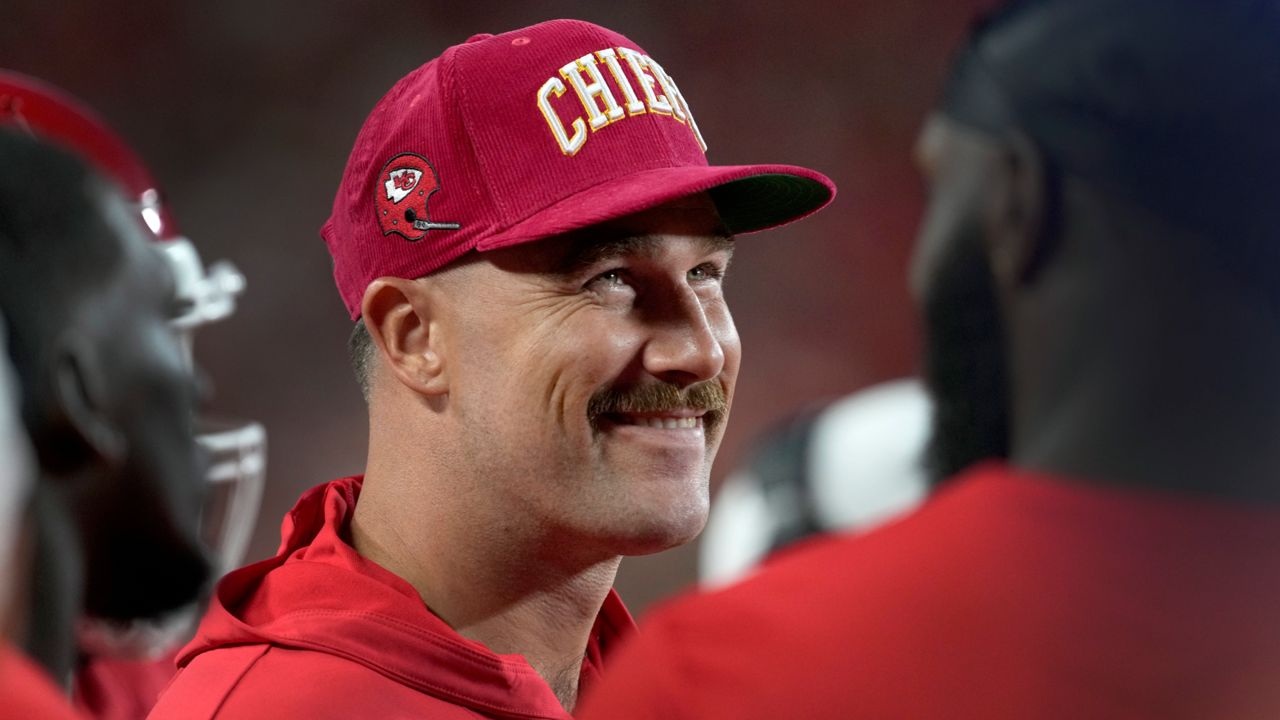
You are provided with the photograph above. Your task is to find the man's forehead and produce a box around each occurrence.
[554,212,734,272]
[574,192,726,240]
[560,231,733,272]
[439,194,734,281]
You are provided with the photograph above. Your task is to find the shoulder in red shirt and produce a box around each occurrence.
[578,463,1280,720]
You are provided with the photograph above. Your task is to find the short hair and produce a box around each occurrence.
[0,129,123,431]
[349,320,377,402]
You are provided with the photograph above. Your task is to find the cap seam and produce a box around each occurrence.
[447,42,508,227]
[653,62,681,166]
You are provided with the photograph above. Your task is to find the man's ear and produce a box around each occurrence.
[47,332,127,472]
[361,278,448,398]
[983,130,1049,292]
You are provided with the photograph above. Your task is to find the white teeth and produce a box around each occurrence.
[624,416,700,429]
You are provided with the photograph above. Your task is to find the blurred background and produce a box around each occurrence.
[2,0,993,614]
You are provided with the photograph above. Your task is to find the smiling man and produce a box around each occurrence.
[149,19,833,720]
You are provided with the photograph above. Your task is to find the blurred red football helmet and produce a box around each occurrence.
[0,70,266,589]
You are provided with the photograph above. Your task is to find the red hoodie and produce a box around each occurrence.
[147,477,635,720]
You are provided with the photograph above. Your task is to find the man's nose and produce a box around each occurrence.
[641,287,727,387]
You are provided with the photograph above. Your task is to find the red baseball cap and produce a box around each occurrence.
[322,19,837,319]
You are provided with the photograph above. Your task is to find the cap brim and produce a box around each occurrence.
[476,163,835,251]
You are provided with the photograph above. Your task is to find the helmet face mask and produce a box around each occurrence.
[159,237,265,576]
[161,238,247,330]
[197,418,266,576]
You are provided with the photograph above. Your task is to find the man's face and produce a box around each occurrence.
[75,187,209,624]
[436,195,739,558]
[911,115,1011,485]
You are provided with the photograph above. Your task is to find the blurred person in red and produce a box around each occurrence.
[578,1,1280,718]
[0,127,208,717]
[0,72,264,720]
[149,18,833,720]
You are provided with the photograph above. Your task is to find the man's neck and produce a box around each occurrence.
[445,560,619,711]
[1009,269,1280,503]
[351,466,619,712]
[21,483,81,686]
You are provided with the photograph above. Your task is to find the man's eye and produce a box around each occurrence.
[588,269,628,288]
[689,263,725,282]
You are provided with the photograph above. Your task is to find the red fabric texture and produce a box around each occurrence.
[147,476,635,719]
[0,641,86,720]
[577,463,1280,720]
[74,654,175,720]
[320,19,835,319]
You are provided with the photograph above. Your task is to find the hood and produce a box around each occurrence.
[177,476,635,719]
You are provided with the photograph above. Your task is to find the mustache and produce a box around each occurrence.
[587,381,728,423]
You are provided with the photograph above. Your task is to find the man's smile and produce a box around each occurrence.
[600,410,707,430]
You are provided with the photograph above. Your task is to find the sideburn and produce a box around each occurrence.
[921,228,1012,487]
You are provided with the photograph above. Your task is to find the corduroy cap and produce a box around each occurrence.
[322,19,836,319]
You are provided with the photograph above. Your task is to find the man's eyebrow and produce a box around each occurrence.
[555,232,735,275]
